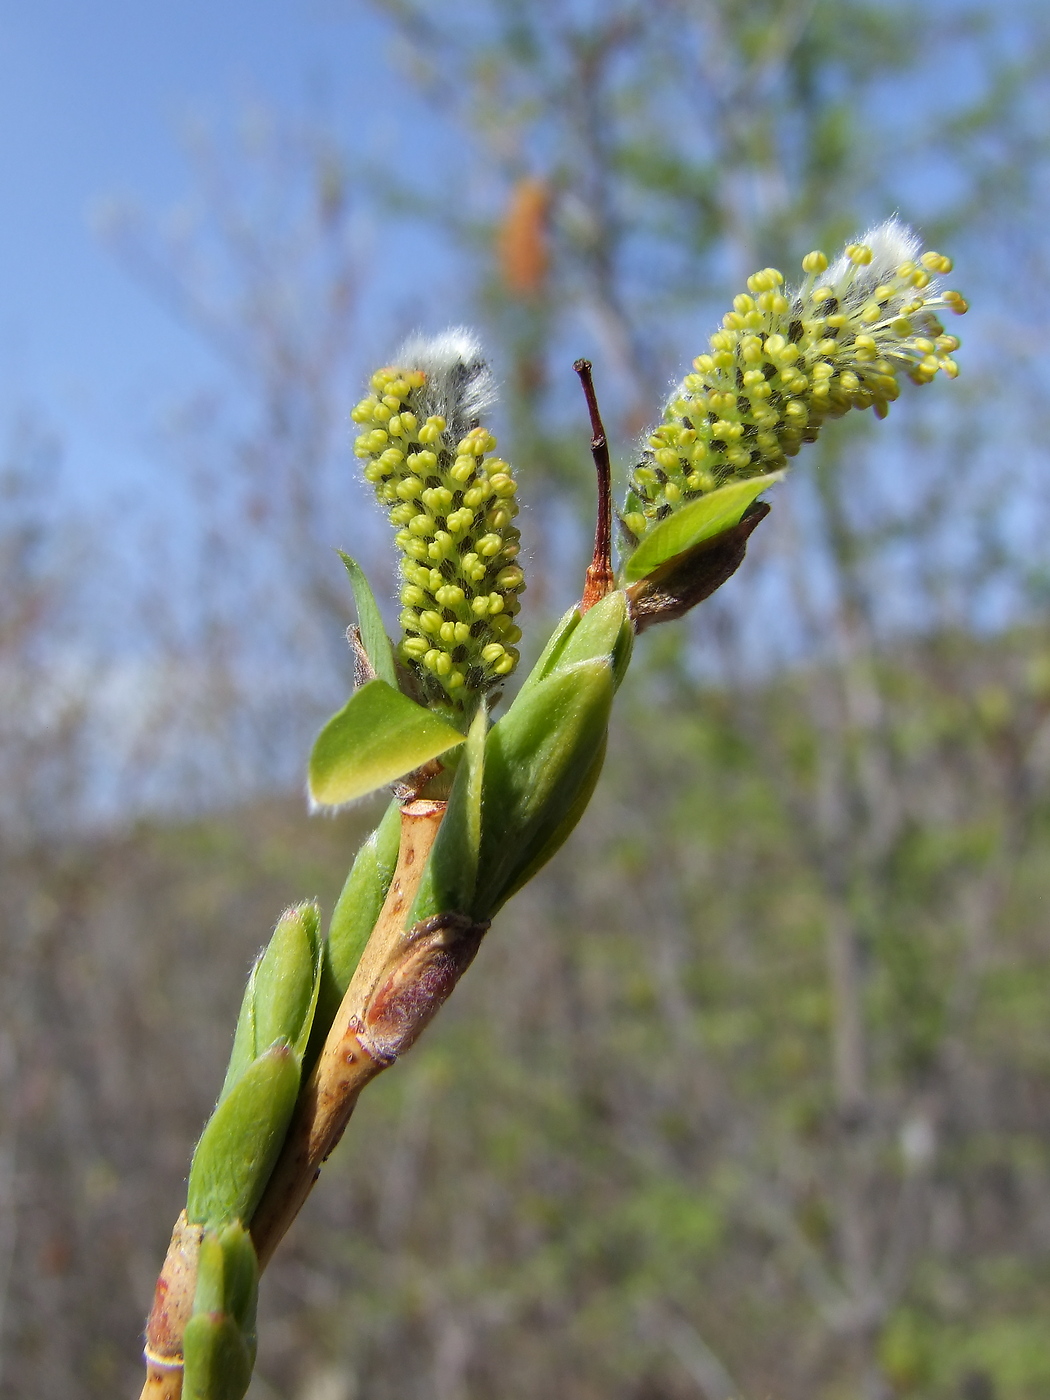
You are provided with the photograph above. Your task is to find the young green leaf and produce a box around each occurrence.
[554,589,633,687]
[182,1311,254,1400]
[308,679,466,808]
[314,797,402,1042]
[212,1222,259,1338]
[220,975,258,1106]
[473,658,614,917]
[494,732,609,906]
[513,604,581,699]
[339,552,398,688]
[251,903,321,1064]
[410,702,488,922]
[187,1042,301,1229]
[622,473,782,583]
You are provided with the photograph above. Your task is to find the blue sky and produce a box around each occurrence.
[0,1,405,506]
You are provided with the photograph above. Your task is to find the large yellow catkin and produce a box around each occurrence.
[622,220,966,542]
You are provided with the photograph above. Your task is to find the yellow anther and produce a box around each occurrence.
[846,244,873,265]
[802,250,828,273]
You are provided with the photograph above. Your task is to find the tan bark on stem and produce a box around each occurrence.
[249,796,451,1266]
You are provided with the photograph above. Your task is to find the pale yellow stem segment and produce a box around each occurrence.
[140,1213,204,1399]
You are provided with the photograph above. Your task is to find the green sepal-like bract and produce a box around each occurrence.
[621,473,782,583]
[187,1041,301,1228]
[338,551,398,689]
[182,1223,259,1400]
[308,678,466,809]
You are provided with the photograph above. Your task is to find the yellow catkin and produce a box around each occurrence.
[623,219,966,540]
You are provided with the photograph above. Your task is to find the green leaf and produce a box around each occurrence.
[338,551,398,688]
[410,702,488,922]
[220,905,322,1100]
[621,473,783,583]
[308,679,465,808]
[473,659,614,917]
[187,1041,301,1229]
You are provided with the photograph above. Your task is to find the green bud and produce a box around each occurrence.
[514,605,582,700]
[187,1041,301,1229]
[472,658,614,918]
